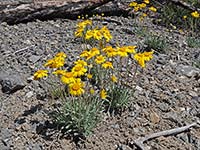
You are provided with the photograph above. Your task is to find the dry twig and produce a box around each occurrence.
[134,121,200,150]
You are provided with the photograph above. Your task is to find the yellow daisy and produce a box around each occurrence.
[55,52,67,58]
[69,79,85,96]
[102,61,113,69]
[52,70,66,76]
[103,46,117,57]
[100,89,107,99]
[93,29,103,40]
[72,64,87,77]
[191,11,199,18]
[34,70,48,80]
[61,72,75,84]
[111,75,117,83]
[74,59,87,67]
[149,6,157,12]
[95,55,106,64]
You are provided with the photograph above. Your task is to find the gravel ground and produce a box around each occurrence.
[0,14,200,150]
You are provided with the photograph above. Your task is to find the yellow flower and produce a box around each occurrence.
[83,20,92,26]
[85,29,94,40]
[87,47,100,60]
[101,26,112,42]
[93,29,103,40]
[90,88,95,94]
[86,52,95,60]
[77,20,92,28]
[44,59,55,67]
[144,0,150,4]
[134,6,140,11]
[52,70,66,76]
[102,61,113,69]
[44,56,65,68]
[90,47,100,56]
[134,51,154,68]
[80,50,90,58]
[100,89,107,99]
[34,70,48,80]
[69,78,85,96]
[125,46,137,54]
[117,46,128,57]
[143,51,154,61]
[183,15,187,20]
[55,52,67,58]
[149,6,157,12]
[191,11,199,18]
[138,3,146,9]
[142,13,147,17]
[111,75,117,83]
[129,2,137,7]
[103,46,117,57]
[75,20,92,36]
[72,64,87,77]
[61,72,75,84]
[83,48,100,60]
[87,74,93,79]
[134,53,145,68]
[95,55,106,64]
[75,27,84,37]
[74,60,87,67]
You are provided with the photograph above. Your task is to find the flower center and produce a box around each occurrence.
[72,84,80,91]
[65,72,73,78]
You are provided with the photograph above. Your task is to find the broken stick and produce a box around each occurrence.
[134,121,200,150]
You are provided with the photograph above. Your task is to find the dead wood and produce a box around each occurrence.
[134,121,200,150]
[0,0,131,24]
[169,0,200,12]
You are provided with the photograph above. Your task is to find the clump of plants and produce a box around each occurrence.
[144,34,168,53]
[157,1,200,34]
[186,36,200,48]
[129,0,157,21]
[33,19,153,136]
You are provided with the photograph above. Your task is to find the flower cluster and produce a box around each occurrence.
[191,11,200,18]
[129,0,157,20]
[33,19,154,135]
[75,20,112,43]
[34,19,153,101]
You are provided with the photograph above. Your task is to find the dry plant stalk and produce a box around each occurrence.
[134,121,200,150]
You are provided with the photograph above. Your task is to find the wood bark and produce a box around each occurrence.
[0,0,199,25]
[0,0,131,24]
[169,0,200,12]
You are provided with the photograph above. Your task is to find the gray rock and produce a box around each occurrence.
[25,91,34,98]
[176,64,200,77]
[158,102,170,112]
[0,71,26,94]
[0,142,9,150]
[0,128,12,140]
[0,128,13,149]
[28,55,41,63]
[163,112,181,124]
[176,133,189,143]
[111,124,120,129]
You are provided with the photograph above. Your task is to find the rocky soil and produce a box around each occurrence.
[0,11,200,150]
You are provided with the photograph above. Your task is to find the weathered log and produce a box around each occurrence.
[169,0,200,12]
[0,0,131,24]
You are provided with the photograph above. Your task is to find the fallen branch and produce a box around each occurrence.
[4,45,35,57]
[134,121,200,150]
[169,0,200,12]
